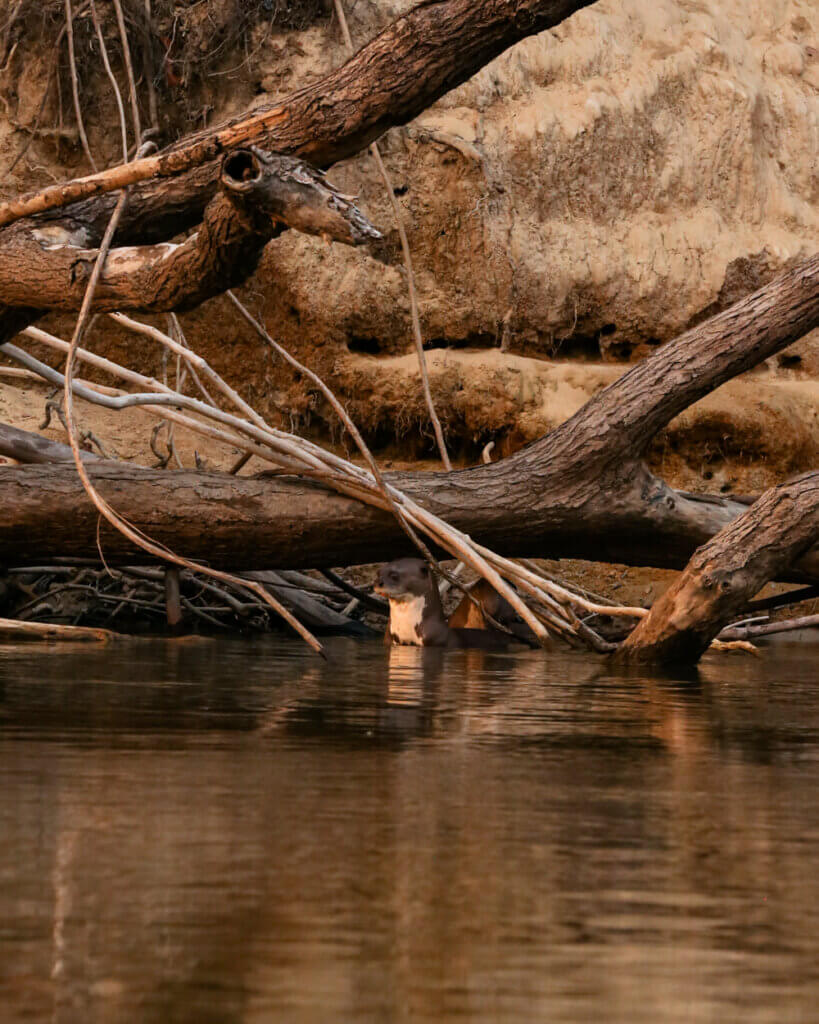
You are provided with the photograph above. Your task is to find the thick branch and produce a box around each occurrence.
[0,151,379,315]
[0,423,101,464]
[524,252,819,465]
[616,473,819,664]
[0,0,595,243]
[0,458,817,581]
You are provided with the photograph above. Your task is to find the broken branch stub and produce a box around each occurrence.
[221,149,381,246]
[616,472,819,665]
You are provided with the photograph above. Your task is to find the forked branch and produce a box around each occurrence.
[0,149,380,316]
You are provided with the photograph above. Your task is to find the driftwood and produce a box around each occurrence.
[242,571,375,635]
[721,614,819,641]
[1,254,817,578]
[0,617,120,643]
[0,559,378,638]
[0,422,101,464]
[617,472,819,664]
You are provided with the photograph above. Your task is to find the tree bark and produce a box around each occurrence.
[616,472,819,664]
[0,423,101,464]
[2,461,818,579]
[1,255,818,574]
[0,617,119,643]
[0,0,596,238]
[0,0,589,342]
[0,151,379,316]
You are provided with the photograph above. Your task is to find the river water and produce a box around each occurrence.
[1,636,818,1022]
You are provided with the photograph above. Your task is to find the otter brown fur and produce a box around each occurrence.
[448,577,536,643]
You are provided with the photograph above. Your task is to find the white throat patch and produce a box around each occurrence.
[389,595,427,646]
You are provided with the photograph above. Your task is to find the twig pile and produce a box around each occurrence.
[1,563,381,636]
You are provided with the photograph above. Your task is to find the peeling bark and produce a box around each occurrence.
[616,472,819,665]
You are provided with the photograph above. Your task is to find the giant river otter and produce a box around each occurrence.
[374,558,532,649]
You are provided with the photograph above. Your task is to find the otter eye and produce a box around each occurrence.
[389,571,398,581]
[419,565,429,576]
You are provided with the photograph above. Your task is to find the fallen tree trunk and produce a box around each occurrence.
[2,461,818,579]
[1,255,818,574]
[616,472,819,664]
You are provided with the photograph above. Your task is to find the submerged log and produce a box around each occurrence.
[1,256,818,575]
[616,472,819,665]
[0,617,121,643]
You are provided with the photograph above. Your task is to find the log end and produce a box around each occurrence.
[220,149,382,247]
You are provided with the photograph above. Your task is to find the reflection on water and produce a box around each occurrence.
[1,636,819,1022]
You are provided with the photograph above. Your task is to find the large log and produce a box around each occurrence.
[1,255,818,573]
[1,457,818,578]
[616,472,819,664]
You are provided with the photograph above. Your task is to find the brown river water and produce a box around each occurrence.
[1,636,818,1022]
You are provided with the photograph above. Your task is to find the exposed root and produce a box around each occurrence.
[332,0,452,471]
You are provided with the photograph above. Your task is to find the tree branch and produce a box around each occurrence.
[1,255,817,575]
[0,0,595,240]
[0,150,379,315]
[616,472,819,664]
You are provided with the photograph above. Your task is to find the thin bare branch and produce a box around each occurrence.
[112,0,142,147]
[89,0,128,162]
[57,192,325,654]
[64,0,97,172]
[720,614,819,641]
[332,0,451,471]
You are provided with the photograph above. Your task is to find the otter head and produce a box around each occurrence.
[374,558,435,602]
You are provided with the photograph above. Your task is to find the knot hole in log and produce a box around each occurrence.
[222,150,264,189]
